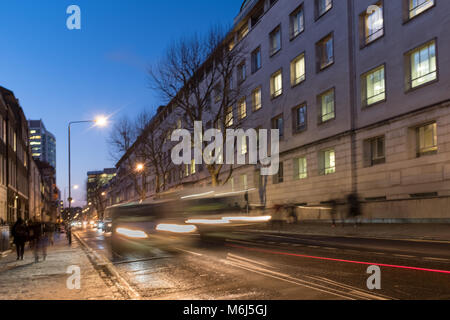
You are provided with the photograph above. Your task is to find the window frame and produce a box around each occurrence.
[316,33,334,72]
[317,88,336,124]
[315,0,333,20]
[361,63,386,108]
[270,69,283,99]
[404,38,438,92]
[416,122,438,157]
[404,0,435,22]
[294,157,308,180]
[319,148,336,176]
[290,3,305,40]
[238,97,247,121]
[272,114,284,138]
[252,86,262,112]
[251,46,262,74]
[269,25,282,57]
[291,52,306,87]
[359,1,385,48]
[292,103,307,133]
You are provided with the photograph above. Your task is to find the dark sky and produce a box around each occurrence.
[0,0,244,206]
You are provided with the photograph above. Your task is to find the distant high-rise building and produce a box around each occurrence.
[28,120,56,169]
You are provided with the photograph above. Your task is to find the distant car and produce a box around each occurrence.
[101,218,113,233]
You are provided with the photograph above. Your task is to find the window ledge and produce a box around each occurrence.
[405,78,438,93]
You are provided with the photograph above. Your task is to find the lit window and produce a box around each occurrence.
[364,3,384,44]
[191,159,196,175]
[238,98,247,120]
[365,136,386,166]
[316,0,333,18]
[409,0,434,19]
[319,149,336,175]
[417,123,437,157]
[270,70,283,98]
[241,174,248,190]
[291,53,305,86]
[238,22,249,41]
[318,89,335,123]
[290,5,304,39]
[241,136,247,155]
[294,157,308,180]
[270,26,281,56]
[362,65,385,106]
[252,87,262,112]
[317,34,334,71]
[226,106,234,127]
[409,41,437,89]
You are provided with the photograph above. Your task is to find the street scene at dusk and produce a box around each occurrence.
[0,0,449,309]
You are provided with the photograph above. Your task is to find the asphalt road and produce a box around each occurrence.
[75,227,450,300]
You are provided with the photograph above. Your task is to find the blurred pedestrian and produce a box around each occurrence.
[347,193,362,227]
[329,200,338,227]
[271,204,285,230]
[11,217,28,260]
[29,218,44,263]
[45,223,55,246]
[66,222,72,245]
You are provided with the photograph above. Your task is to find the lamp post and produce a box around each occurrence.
[68,117,107,213]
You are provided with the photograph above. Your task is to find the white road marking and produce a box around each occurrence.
[175,248,203,256]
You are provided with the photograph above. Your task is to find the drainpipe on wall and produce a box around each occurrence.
[347,0,358,195]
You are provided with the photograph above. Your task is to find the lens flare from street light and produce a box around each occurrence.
[73,185,79,190]
[95,116,108,127]
[136,163,144,172]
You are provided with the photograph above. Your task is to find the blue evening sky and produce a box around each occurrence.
[0,0,243,206]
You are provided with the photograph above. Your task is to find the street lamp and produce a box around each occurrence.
[136,163,144,172]
[68,116,108,211]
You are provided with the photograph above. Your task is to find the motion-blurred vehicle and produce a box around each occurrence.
[106,188,271,254]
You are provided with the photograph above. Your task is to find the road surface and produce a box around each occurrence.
[75,227,450,300]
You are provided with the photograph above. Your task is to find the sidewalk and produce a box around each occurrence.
[252,223,450,242]
[0,233,123,300]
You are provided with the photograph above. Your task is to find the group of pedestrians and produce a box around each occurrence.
[11,218,59,262]
[269,193,363,228]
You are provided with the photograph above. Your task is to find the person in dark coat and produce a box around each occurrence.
[347,193,362,226]
[11,218,28,260]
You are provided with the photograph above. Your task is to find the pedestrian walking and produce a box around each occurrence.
[29,219,44,263]
[329,200,338,227]
[347,193,362,227]
[11,218,28,260]
[44,222,55,246]
[66,222,72,246]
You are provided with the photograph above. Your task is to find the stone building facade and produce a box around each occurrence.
[109,0,450,222]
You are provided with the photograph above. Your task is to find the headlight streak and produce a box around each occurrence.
[116,227,149,239]
[156,224,197,234]
[185,216,272,225]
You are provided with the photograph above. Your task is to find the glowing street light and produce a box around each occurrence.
[136,163,144,172]
[94,116,108,127]
[68,117,109,210]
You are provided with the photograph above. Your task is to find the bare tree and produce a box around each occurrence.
[149,25,249,186]
[108,116,137,163]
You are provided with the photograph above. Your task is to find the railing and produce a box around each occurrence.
[0,225,10,253]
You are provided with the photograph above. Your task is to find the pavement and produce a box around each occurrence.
[250,222,450,242]
[0,233,124,300]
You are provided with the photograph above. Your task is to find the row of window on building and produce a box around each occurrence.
[272,121,438,185]
[227,36,437,137]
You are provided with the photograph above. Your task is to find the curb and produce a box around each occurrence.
[73,232,141,300]
[247,229,450,244]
